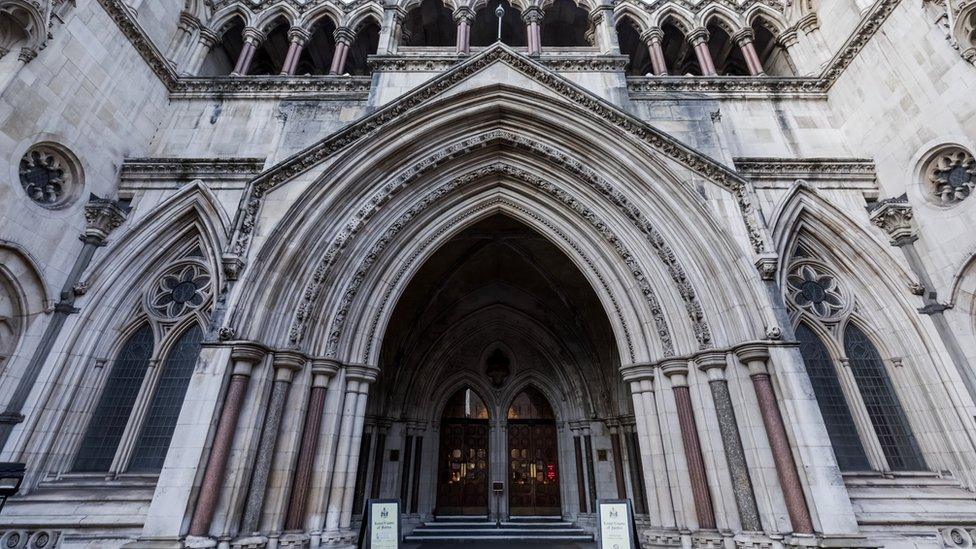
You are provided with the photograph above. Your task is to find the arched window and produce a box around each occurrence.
[128,325,204,472]
[507,386,555,420]
[443,387,490,420]
[470,0,526,47]
[401,0,456,47]
[74,324,155,472]
[795,323,870,471]
[540,0,590,47]
[843,324,926,471]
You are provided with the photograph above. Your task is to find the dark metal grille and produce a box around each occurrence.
[74,325,154,472]
[128,325,203,472]
[795,324,871,471]
[843,324,926,471]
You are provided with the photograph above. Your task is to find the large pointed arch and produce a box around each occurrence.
[226,61,772,369]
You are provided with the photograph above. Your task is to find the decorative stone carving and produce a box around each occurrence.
[83,196,128,244]
[869,194,916,243]
[926,147,976,205]
[19,144,81,209]
[786,262,848,321]
[145,259,213,320]
[0,529,60,548]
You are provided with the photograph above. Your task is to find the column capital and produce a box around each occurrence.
[687,27,709,46]
[199,27,221,46]
[453,6,475,24]
[242,26,266,45]
[273,350,307,371]
[178,11,202,31]
[778,28,799,48]
[619,363,655,383]
[660,359,689,387]
[231,341,269,365]
[640,27,664,44]
[17,47,37,64]
[695,351,728,373]
[334,26,356,45]
[522,6,544,24]
[83,196,128,244]
[730,27,755,46]
[288,27,312,45]
[345,364,379,385]
[869,195,916,245]
[734,343,770,376]
[311,357,342,378]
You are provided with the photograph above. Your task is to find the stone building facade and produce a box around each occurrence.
[0,0,975,547]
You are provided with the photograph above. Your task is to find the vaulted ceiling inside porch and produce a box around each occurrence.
[372,214,625,422]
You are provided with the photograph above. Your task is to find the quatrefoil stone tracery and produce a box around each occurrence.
[146,261,213,320]
[787,262,847,321]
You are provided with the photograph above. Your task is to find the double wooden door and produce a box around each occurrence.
[436,420,490,515]
[508,421,561,516]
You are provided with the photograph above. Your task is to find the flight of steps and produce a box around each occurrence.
[404,515,595,543]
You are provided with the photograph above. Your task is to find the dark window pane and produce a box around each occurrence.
[74,325,154,472]
[128,325,203,472]
[795,324,871,471]
[844,324,926,471]
[507,386,555,420]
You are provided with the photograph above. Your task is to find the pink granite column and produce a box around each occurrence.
[732,28,765,76]
[688,27,717,76]
[641,28,668,75]
[661,359,716,530]
[329,27,354,75]
[188,343,267,537]
[285,359,340,530]
[523,7,543,56]
[280,27,311,75]
[455,7,474,54]
[231,27,265,76]
[736,344,815,535]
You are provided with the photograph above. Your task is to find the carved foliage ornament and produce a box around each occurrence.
[18,144,81,209]
[786,261,849,322]
[145,260,213,321]
[927,147,976,205]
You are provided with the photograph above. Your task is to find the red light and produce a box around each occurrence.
[546,464,556,482]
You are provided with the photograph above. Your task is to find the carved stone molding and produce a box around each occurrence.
[120,157,267,189]
[370,54,629,72]
[733,157,877,182]
[868,194,916,244]
[170,76,372,99]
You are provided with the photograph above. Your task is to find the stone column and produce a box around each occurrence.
[188,343,267,538]
[735,344,814,535]
[324,366,377,531]
[621,365,673,528]
[869,198,976,401]
[695,352,762,532]
[184,27,220,76]
[231,27,265,76]
[661,360,716,530]
[688,27,717,76]
[239,351,306,534]
[169,11,201,69]
[608,424,627,499]
[641,28,668,76]
[0,197,127,447]
[285,359,340,530]
[280,28,311,75]
[454,7,474,54]
[522,7,544,56]
[329,27,355,75]
[731,28,765,76]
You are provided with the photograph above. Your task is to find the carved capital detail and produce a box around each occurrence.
[868,195,916,244]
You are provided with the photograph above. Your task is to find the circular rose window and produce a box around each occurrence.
[18,143,82,209]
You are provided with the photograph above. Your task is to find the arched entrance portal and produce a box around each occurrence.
[437,388,490,515]
[363,213,639,524]
[508,387,561,516]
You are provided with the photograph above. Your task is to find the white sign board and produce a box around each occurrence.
[598,499,635,549]
[367,499,400,549]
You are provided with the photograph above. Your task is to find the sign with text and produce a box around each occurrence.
[358,498,401,549]
[597,499,637,549]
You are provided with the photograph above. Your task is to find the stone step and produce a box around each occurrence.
[413,527,589,535]
[403,534,595,543]
[422,521,576,528]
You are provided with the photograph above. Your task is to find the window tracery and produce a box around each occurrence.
[72,247,215,475]
[924,146,976,205]
[17,144,82,209]
[785,245,926,474]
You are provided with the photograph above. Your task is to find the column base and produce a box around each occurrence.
[311,529,357,548]
[183,536,218,549]
[229,535,268,549]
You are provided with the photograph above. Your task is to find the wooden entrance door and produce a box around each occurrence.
[507,387,561,516]
[436,388,491,516]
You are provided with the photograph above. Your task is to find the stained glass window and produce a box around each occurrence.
[128,325,203,472]
[74,325,154,472]
[795,324,871,471]
[843,324,926,471]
